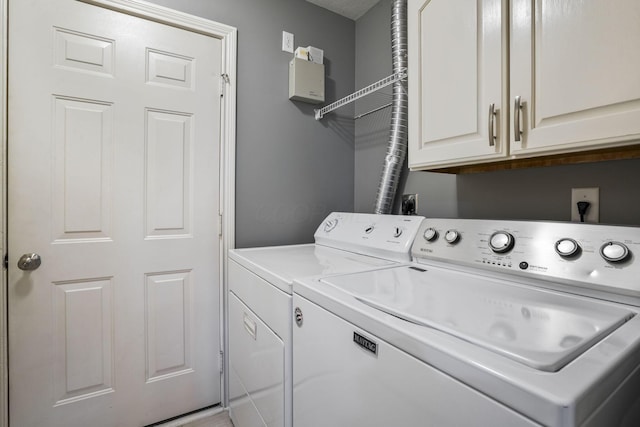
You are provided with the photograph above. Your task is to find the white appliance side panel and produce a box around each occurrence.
[229,259,290,337]
[292,294,541,427]
[229,293,284,427]
[582,360,640,427]
[229,366,267,427]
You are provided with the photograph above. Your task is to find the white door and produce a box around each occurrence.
[8,0,222,426]
[510,0,640,156]
[408,0,507,170]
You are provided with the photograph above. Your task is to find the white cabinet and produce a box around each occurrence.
[510,0,640,156]
[408,0,507,169]
[408,0,640,170]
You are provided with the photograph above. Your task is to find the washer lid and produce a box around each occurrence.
[320,265,635,372]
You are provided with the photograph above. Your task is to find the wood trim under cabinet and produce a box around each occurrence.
[427,146,640,174]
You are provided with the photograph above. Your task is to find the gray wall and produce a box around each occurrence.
[456,159,640,225]
[356,0,640,226]
[147,0,356,247]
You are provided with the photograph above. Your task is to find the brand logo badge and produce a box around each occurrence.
[353,332,377,356]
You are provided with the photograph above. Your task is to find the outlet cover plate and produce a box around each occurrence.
[402,194,417,215]
[571,187,599,223]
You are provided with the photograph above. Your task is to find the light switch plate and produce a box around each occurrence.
[282,31,294,53]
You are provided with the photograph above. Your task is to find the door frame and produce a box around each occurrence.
[0,0,237,424]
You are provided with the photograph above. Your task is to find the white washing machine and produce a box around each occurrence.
[293,219,640,427]
[227,212,424,427]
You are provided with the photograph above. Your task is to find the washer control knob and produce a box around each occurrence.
[423,227,438,242]
[444,229,460,244]
[489,231,515,253]
[600,241,630,263]
[393,227,403,238]
[365,225,375,234]
[555,238,580,258]
[324,219,338,232]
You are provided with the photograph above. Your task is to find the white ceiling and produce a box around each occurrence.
[305,0,380,20]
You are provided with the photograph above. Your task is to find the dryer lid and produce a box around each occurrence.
[320,265,635,372]
[231,244,396,290]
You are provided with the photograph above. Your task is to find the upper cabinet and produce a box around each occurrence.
[408,0,640,171]
[510,0,640,156]
[408,0,507,169]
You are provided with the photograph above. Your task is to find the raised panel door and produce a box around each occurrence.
[510,0,640,156]
[8,0,222,425]
[408,0,507,169]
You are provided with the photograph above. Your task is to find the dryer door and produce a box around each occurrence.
[229,292,284,427]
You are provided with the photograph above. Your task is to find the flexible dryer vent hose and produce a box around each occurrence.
[374,0,408,214]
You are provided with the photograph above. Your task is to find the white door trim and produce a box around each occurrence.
[0,0,237,423]
[0,0,7,425]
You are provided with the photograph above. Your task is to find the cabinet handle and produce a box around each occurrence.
[514,96,524,142]
[488,103,497,147]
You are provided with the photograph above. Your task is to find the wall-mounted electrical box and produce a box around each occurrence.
[289,58,324,104]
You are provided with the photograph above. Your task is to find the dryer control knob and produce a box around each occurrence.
[600,241,630,263]
[444,229,460,244]
[393,227,403,238]
[489,231,515,253]
[555,238,580,257]
[423,227,438,242]
[324,219,338,232]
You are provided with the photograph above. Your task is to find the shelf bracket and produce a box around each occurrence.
[314,68,407,120]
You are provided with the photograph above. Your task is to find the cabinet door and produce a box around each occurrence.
[510,0,640,156]
[408,0,507,169]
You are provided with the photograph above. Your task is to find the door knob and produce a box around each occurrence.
[17,253,41,271]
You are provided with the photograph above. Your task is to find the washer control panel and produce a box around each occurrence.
[314,212,425,262]
[412,218,640,302]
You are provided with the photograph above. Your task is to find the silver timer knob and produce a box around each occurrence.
[600,241,630,263]
[489,231,515,253]
[444,230,460,244]
[423,227,438,242]
[555,238,580,258]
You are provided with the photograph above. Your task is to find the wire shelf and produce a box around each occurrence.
[314,68,407,120]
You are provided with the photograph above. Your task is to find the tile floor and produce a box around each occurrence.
[181,411,233,427]
[156,408,234,427]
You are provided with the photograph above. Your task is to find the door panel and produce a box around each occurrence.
[8,0,222,425]
[408,0,507,169]
[510,0,640,155]
[53,278,114,405]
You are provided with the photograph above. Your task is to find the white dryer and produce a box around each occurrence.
[293,219,640,427]
[227,212,424,427]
